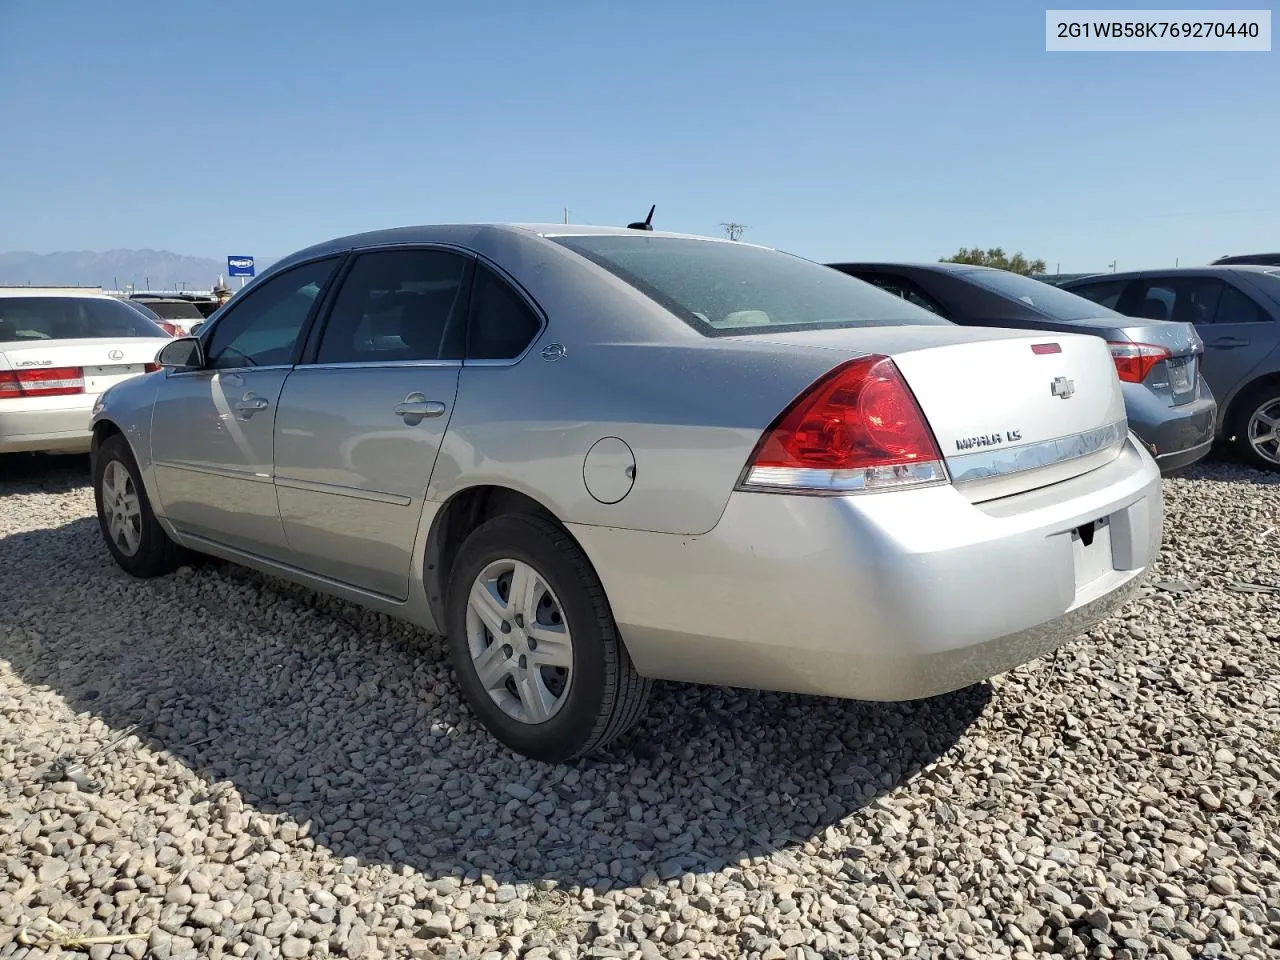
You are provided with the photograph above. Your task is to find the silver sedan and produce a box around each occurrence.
[90,224,1163,761]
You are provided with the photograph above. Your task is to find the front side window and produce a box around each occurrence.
[1135,278,1223,326]
[466,264,543,360]
[205,258,338,369]
[316,249,470,364]
[550,235,944,336]
[0,297,168,343]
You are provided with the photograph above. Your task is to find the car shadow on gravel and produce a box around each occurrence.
[0,509,990,892]
[0,452,91,494]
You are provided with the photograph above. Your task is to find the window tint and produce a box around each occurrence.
[316,250,470,364]
[956,269,1120,321]
[1135,278,1222,325]
[205,258,338,369]
[551,235,943,336]
[1066,279,1128,310]
[857,274,947,317]
[467,264,542,360]
[1214,284,1270,324]
[138,299,204,321]
[0,297,168,343]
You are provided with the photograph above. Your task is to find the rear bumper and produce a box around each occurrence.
[571,435,1163,701]
[0,402,94,453]
[1123,382,1217,475]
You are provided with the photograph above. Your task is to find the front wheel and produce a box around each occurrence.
[444,513,651,762]
[93,433,189,577]
[1229,384,1280,471]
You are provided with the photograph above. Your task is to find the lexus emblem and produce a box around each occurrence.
[1050,376,1076,399]
[540,342,567,362]
[108,349,124,361]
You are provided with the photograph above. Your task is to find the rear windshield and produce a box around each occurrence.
[137,299,204,320]
[958,269,1121,321]
[0,297,168,343]
[549,235,947,335]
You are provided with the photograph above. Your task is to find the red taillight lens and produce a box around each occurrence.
[0,366,85,398]
[741,355,947,493]
[1107,342,1170,383]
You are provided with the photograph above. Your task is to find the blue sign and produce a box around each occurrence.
[227,255,255,278]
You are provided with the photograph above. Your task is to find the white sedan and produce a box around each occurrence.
[0,290,171,454]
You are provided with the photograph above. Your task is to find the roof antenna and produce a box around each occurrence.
[627,204,656,231]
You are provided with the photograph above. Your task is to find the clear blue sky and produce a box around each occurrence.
[1,0,1276,271]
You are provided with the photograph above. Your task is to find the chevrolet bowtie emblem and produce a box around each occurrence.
[1050,376,1076,399]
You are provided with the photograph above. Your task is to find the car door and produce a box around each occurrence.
[1122,275,1227,393]
[1201,280,1280,400]
[149,257,341,558]
[271,247,472,599]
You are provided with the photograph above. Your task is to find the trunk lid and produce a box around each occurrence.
[0,337,166,395]
[728,325,1129,501]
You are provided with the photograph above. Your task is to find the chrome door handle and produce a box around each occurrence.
[394,393,446,424]
[234,393,269,418]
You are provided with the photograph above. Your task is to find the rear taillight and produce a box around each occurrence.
[1107,342,1170,383]
[144,363,161,373]
[156,321,182,337]
[739,355,947,493]
[0,366,86,399]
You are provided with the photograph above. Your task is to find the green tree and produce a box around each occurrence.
[941,247,1048,276]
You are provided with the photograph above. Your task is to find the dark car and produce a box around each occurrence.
[1211,253,1280,267]
[828,262,1216,475]
[1062,266,1280,470]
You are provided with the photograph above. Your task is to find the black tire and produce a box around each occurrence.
[93,433,189,577]
[444,512,651,762]
[1227,382,1280,472]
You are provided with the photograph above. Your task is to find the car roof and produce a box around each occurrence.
[1062,265,1280,282]
[0,289,113,300]
[276,222,776,267]
[828,261,1003,274]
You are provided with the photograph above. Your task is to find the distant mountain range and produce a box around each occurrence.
[0,250,275,292]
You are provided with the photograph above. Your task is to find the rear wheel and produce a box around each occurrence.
[93,434,188,577]
[1229,383,1280,471]
[444,513,651,762]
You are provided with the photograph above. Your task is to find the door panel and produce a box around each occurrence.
[272,247,473,599]
[273,366,460,598]
[151,368,292,555]
[1201,282,1280,402]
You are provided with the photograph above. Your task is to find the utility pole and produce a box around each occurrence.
[563,207,568,224]
[1108,260,1117,273]
[721,222,747,241]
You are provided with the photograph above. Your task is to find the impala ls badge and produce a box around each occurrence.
[1051,376,1076,399]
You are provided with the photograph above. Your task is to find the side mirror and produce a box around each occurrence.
[190,320,206,335]
[157,337,205,370]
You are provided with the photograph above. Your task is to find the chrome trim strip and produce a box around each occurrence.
[948,419,1129,484]
[153,460,274,483]
[274,476,413,506]
[299,360,463,370]
[164,364,293,378]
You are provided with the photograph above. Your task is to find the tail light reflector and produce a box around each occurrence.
[1107,342,1170,383]
[739,355,948,493]
[0,366,86,399]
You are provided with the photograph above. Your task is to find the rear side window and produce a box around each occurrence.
[0,297,167,343]
[856,273,948,317]
[1066,279,1128,310]
[1214,284,1270,324]
[550,235,943,335]
[1134,278,1223,325]
[317,249,470,364]
[957,269,1119,321]
[466,264,542,360]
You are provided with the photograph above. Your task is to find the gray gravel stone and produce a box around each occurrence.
[1,456,1278,960]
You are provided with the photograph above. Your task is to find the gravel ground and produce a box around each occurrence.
[1,454,1278,960]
